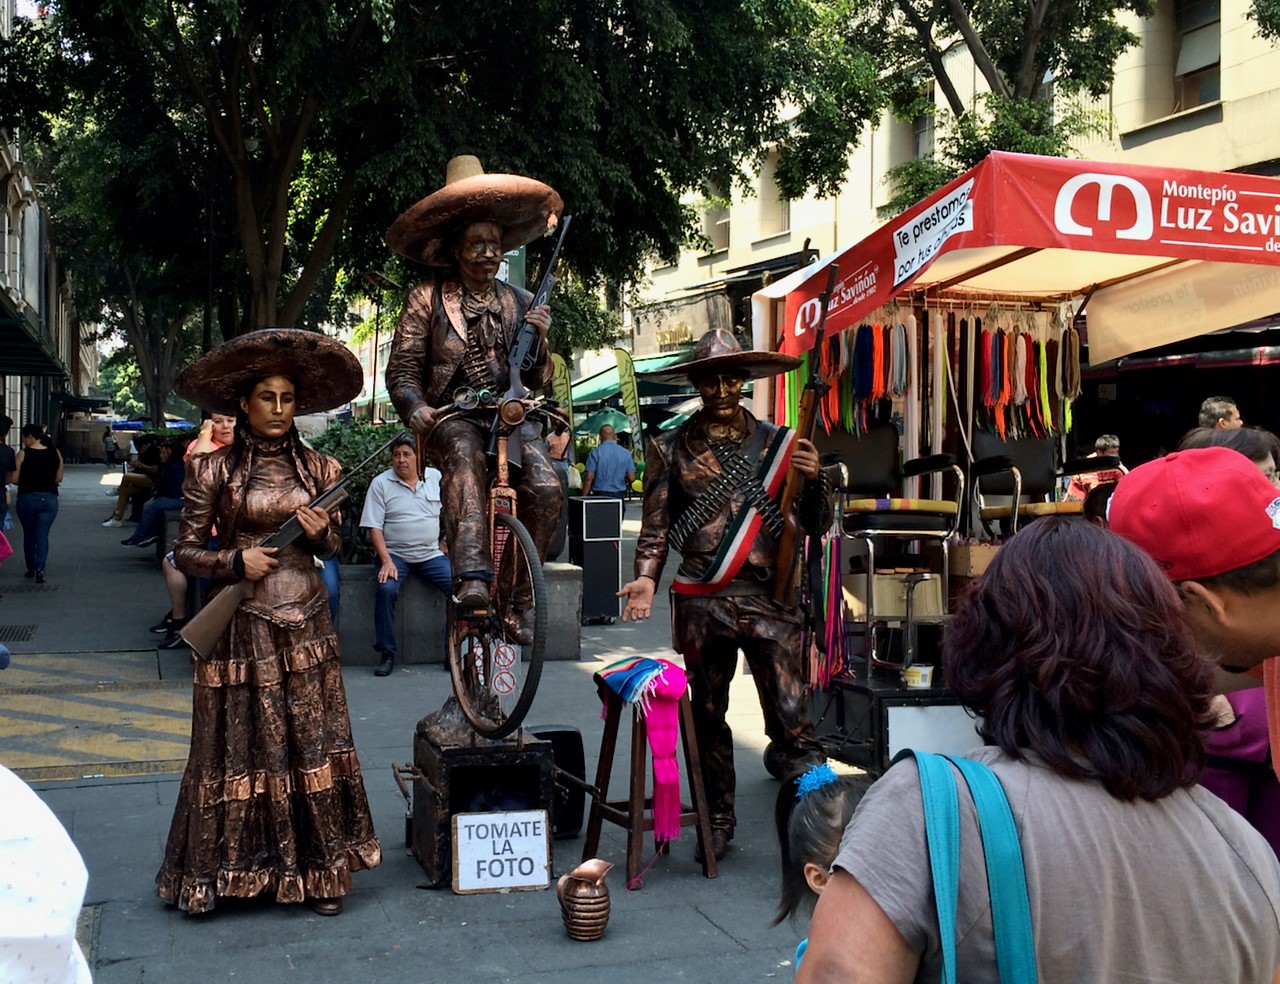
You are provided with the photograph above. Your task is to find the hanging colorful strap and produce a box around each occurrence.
[910,751,1038,984]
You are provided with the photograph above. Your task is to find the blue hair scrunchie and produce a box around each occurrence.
[795,762,839,800]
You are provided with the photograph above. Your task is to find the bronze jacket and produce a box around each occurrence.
[174,439,342,628]
[634,412,830,586]
[385,277,553,425]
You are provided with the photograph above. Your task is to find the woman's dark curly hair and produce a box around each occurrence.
[943,518,1215,801]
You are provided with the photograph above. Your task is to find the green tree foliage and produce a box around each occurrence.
[5,0,881,350]
[96,357,147,420]
[1252,0,1280,40]
[547,280,625,364]
[42,110,215,425]
[308,418,398,562]
[816,0,1155,215]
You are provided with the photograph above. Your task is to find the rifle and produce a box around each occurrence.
[180,433,402,657]
[494,215,571,466]
[771,263,839,607]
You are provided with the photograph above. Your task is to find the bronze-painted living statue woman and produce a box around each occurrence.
[157,329,381,916]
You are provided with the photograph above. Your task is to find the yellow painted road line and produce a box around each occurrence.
[0,664,194,779]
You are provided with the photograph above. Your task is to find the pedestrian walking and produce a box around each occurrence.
[13,424,63,583]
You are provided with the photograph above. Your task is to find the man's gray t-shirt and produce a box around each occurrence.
[359,467,443,563]
[834,746,1280,983]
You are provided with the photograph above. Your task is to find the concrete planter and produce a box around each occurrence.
[335,561,583,666]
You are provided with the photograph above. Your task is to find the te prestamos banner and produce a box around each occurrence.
[551,354,574,424]
[614,348,643,464]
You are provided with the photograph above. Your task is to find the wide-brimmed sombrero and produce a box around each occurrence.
[642,328,801,382]
[387,155,563,266]
[175,329,363,416]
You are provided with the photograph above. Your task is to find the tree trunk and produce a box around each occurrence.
[1013,0,1052,100]
[897,0,968,117]
[942,0,1011,99]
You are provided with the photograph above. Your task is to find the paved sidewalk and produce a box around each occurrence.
[0,466,817,983]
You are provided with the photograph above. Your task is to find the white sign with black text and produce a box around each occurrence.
[452,809,551,894]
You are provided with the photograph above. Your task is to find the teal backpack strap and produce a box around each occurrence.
[944,755,1039,984]
[908,750,960,984]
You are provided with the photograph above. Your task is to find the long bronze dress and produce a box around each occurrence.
[156,432,381,914]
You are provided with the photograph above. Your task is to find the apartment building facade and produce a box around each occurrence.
[632,0,1279,357]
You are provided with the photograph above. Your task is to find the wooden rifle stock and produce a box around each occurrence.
[771,263,839,606]
[180,579,255,658]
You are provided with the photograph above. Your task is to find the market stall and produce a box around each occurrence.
[751,151,1280,769]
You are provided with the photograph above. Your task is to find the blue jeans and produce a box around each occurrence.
[321,556,341,627]
[374,553,452,658]
[125,496,183,544]
[15,492,58,573]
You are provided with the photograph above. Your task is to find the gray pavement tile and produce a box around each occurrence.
[499,901,733,974]
[34,779,163,815]
[89,958,144,984]
[95,899,173,963]
[77,833,165,904]
[257,932,526,984]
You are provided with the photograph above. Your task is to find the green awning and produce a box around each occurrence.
[570,351,693,405]
[0,315,68,378]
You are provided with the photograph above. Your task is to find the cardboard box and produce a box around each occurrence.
[951,543,1000,578]
[842,573,944,620]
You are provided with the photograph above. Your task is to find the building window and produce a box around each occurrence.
[913,83,936,159]
[1174,0,1220,111]
[758,150,790,238]
[702,181,730,252]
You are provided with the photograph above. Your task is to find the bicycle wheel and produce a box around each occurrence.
[448,512,547,739]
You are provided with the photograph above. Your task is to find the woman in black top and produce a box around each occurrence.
[14,423,64,582]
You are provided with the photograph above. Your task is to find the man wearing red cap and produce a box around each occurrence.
[1109,446,1280,675]
[1110,446,1280,851]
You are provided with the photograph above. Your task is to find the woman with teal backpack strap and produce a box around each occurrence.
[797,519,1280,984]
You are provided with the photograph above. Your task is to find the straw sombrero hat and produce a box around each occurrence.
[386,155,563,266]
[175,329,363,416]
[642,329,801,382]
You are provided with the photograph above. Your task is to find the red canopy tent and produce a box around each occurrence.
[768,151,1280,366]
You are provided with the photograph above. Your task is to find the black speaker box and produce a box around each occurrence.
[526,724,586,839]
[568,496,622,540]
[570,538,621,619]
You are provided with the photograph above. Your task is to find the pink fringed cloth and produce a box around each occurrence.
[595,656,689,844]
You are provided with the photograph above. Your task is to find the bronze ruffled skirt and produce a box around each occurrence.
[156,604,381,914]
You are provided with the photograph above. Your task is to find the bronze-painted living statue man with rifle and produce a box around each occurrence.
[384,155,565,644]
[617,327,832,864]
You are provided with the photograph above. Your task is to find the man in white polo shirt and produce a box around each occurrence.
[360,433,452,677]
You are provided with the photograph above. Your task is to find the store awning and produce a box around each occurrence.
[0,316,68,378]
[53,394,111,412]
[570,351,694,405]
[769,151,1280,365]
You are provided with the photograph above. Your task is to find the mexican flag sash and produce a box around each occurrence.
[672,426,796,596]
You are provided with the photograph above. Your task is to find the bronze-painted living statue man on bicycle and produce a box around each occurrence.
[385,155,565,648]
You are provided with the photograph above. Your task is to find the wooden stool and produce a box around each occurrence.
[580,688,718,888]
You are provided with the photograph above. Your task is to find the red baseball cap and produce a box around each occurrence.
[1109,446,1280,581]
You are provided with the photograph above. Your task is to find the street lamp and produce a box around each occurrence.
[362,271,403,421]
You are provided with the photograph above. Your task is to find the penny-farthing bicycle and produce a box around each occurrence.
[433,388,558,739]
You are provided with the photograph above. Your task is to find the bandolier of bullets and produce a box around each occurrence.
[670,438,785,552]
[462,334,499,394]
